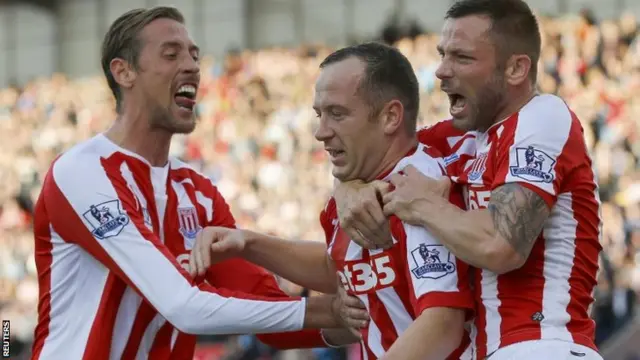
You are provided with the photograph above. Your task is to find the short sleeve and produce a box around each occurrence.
[491,95,581,208]
[416,120,466,157]
[391,218,474,316]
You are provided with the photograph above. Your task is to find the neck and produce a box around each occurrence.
[104,109,172,167]
[365,135,418,182]
[488,86,537,131]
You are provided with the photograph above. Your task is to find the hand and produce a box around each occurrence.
[331,274,369,338]
[382,165,451,225]
[188,226,246,278]
[334,179,393,250]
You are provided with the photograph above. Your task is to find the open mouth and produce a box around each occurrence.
[447,93,467,116]
[326,148,345,158]
[174,84,197,111]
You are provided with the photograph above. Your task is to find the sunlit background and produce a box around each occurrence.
[0,0,639,359]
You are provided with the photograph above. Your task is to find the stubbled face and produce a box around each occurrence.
[313,57,387,182]
[133,18,201,134]
[436,15,507,131]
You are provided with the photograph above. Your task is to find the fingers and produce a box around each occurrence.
[343,226,375,250]
[382,201,396,217]
[188,233,198,278]
[370,180,391,196]
[342,209,381,250]
[402,164,419,176]
[356,207,391,249]
[195,229,210,276]
[364,198,390,239]
[388,173,405,187]
[342,297,369,328]
[344,187,391,249]
[335,274,369,329]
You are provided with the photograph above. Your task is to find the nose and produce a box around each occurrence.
[435,57,453,80]
[182,54,200,74]
[314,115,334,142]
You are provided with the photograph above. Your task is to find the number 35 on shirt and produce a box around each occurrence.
[338,254,397,295]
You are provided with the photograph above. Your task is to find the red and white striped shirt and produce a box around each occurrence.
[419,94,602,358]
[31,134,324,359]
[320,144,474,359]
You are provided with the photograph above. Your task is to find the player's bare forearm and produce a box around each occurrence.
[380,307,464,360]
[243,230,337,293]
[417,183,549,274]
[302,295,342,328]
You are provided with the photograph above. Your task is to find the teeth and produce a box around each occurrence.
[177,85,196,95]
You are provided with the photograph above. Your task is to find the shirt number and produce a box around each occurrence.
[467,188,491,210]
[339,255,397,294]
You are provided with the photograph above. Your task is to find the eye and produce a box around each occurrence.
[164,53,177,60]
[330,110,343,118]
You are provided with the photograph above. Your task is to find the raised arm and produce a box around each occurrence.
[384,100,575,274]
[394,181,549,274]
[45,154,337,334]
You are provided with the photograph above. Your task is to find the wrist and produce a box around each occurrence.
[320,329,344,348]
[241,229,260,258]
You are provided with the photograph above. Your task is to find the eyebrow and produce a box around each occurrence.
[437,45,472,56]
[161,41,200,54]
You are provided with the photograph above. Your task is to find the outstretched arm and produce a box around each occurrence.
[207,258,357,349]
[242,230,339,294]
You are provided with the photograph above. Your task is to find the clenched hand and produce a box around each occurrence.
[382,165,451,225]
[334,179,392,250]
[188,226,246,277]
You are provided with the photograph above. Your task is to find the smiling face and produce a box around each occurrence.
[313,57,388,182]
[129,18,201,134]
[435,15,508,131]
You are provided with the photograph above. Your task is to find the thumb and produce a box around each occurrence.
[402,164,419,176]
[335,272,348,295]
[371,180,391,196]
[210,239,230,252]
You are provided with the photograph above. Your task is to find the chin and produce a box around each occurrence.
[332,168,350,182]
[170,120,197,134]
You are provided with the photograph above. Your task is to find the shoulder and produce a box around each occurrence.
[515,94,576,134]
[417,118,458,135]
[50,136,119,189]
[390,144,445,180]
[417,119,469,155]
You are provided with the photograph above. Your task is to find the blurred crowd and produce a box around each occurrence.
[1,7,640,359]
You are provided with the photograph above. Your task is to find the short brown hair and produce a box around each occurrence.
[320,42,420,135]
[101,7,184,112]
[446,0,541,82]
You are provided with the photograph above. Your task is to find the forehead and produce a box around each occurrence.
[439,15,494,52]
[139,18,195,48]
[314,57,365,107]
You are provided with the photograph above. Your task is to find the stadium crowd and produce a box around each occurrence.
[0,7,639,359]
